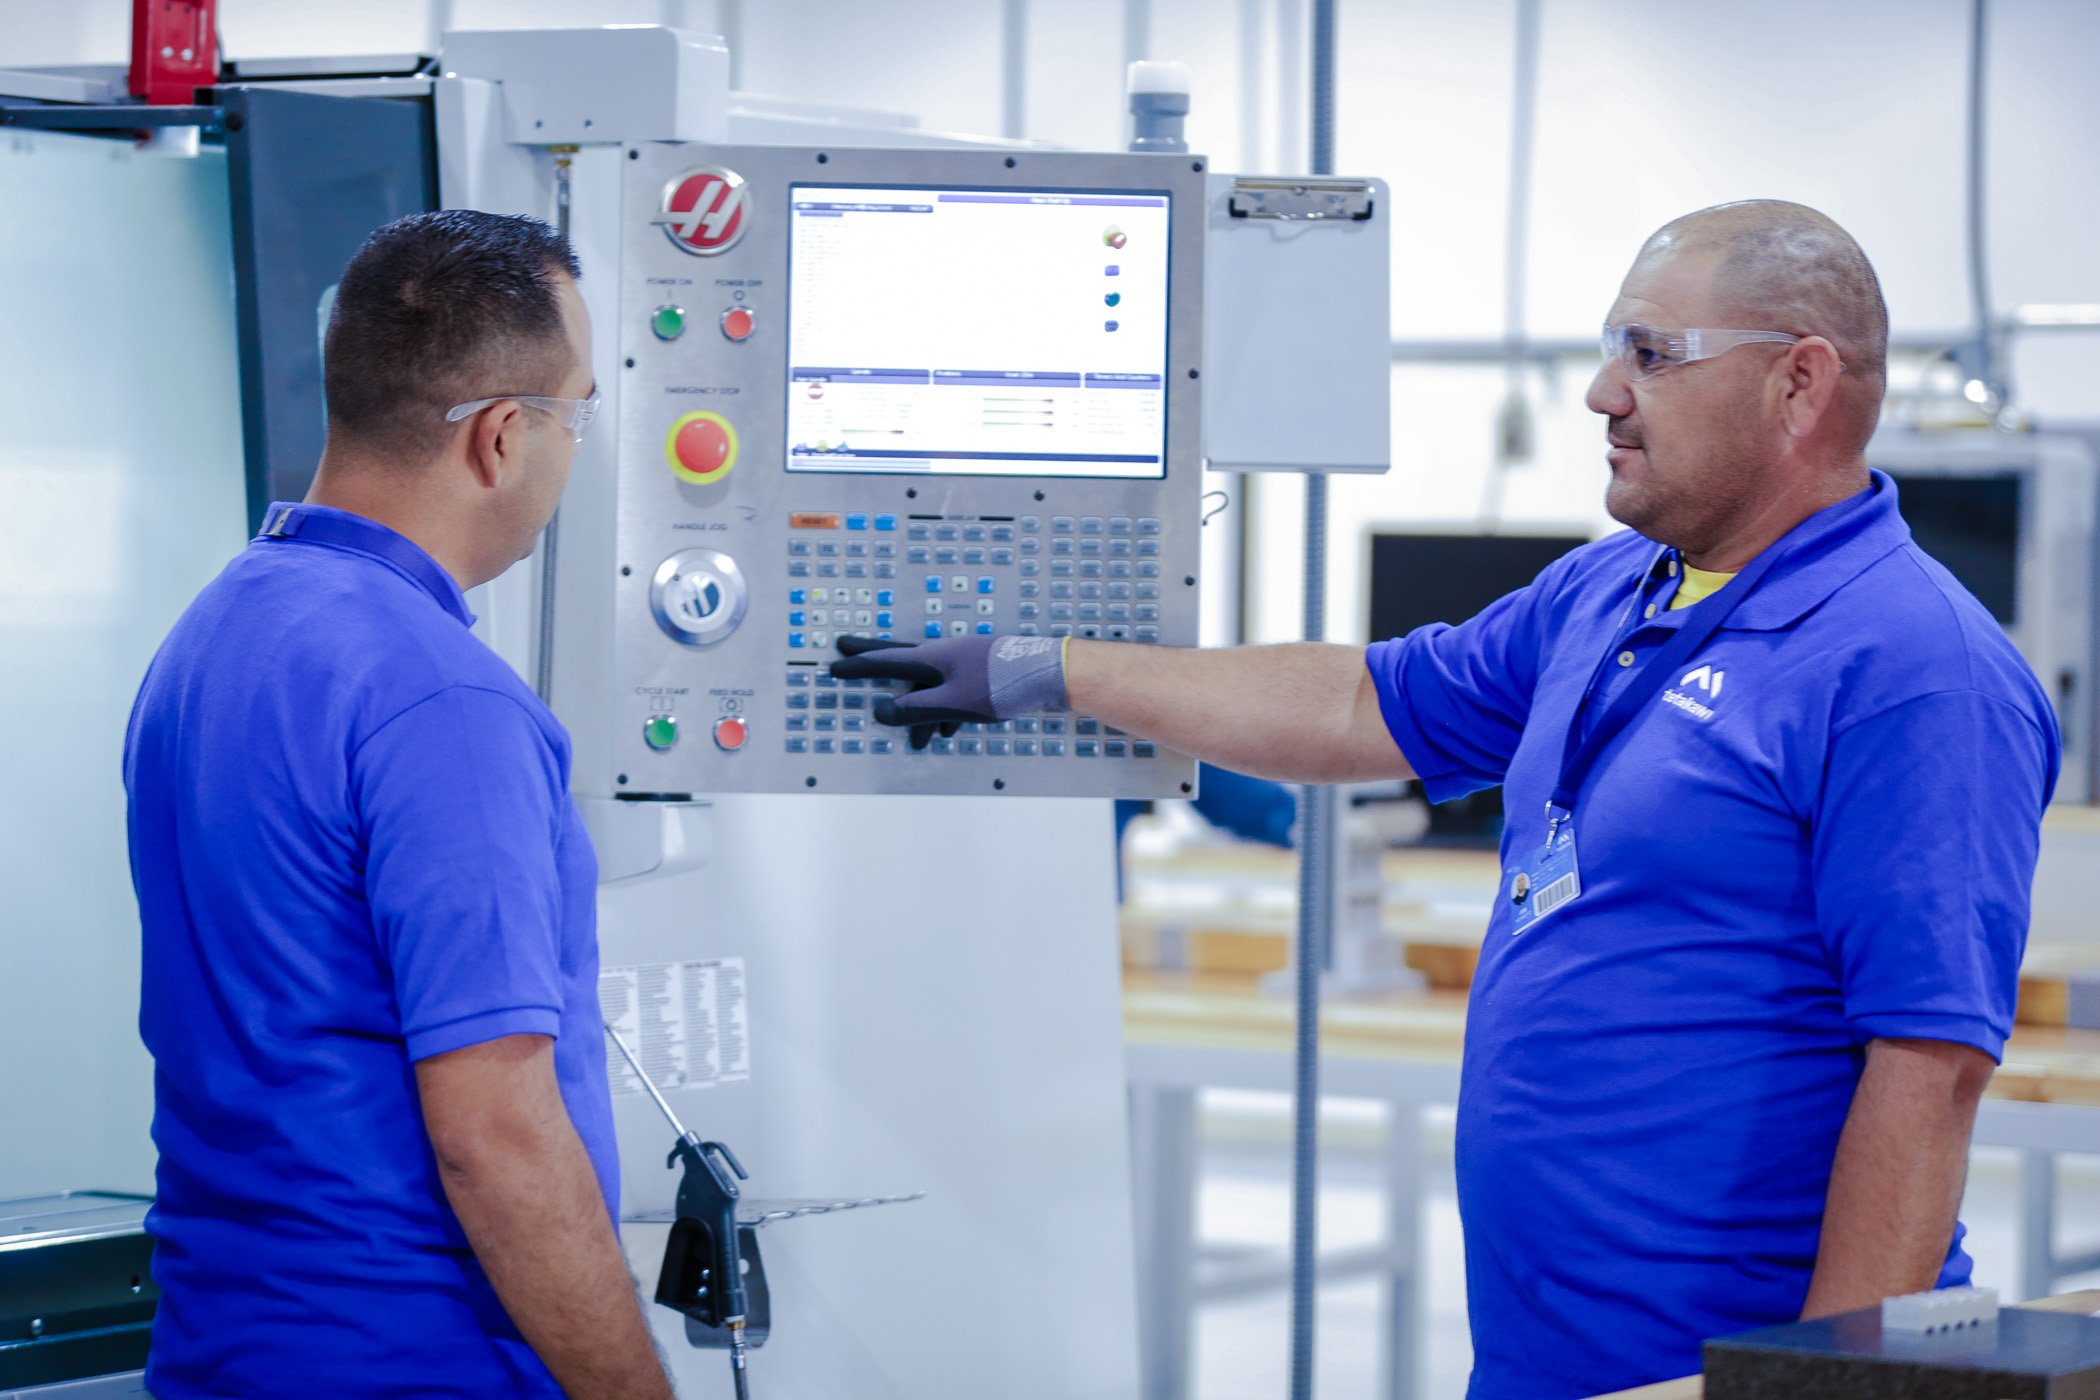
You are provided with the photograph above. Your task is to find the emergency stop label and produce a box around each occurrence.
[599,957,751,1096]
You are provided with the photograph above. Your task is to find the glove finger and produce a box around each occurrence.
[940,720,961,739]
[874,695,985,728]
[909,721,935,751]
[830,655,945,687]
[837,635,913,657]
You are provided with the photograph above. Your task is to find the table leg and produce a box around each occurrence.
[1131,1082,1200,1400]
[1380,1099,1422,1400]
[2021,1149,2058,1302]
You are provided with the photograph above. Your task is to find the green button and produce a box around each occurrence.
[643,714,679,751]
[651,304,687,341]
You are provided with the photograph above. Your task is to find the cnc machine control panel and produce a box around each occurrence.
[599,144,1206,799]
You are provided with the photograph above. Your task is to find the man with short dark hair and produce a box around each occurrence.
[126,210,674,1398]
[836,201,2061,1397]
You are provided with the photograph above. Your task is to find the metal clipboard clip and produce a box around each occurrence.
[1227,177,1375,222]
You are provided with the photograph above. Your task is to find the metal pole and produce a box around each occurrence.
[1289,5,1338,1399]
[1964,0,2002,401]
[1002,0,1028,141]
[534,150,574,706]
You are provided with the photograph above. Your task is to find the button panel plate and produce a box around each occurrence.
[600,142,1205,799]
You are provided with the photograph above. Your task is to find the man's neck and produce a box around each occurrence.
[306,458,481,590]
[1679,459,1872,572]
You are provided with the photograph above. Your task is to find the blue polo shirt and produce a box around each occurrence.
[123,503,616,1398]
[1367,473,2058,1400]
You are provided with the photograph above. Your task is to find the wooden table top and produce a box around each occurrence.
[1121,967,2100,1105]
[1585,1290,2100,1399]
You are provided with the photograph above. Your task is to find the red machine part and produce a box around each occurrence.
[129,0,218,106]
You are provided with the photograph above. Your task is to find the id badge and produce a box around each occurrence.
[1508,822,1581,934]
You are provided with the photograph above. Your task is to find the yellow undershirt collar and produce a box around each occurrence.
[1669,563,1737,611]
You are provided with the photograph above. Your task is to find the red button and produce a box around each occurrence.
[676,416,732,475]
[721,306,755,342]
[713,716,748,751]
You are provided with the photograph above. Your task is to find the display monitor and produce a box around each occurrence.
[785,184,1171,479]
[1367,531,1591,642]
[1369,531,1592,847]
[1880,471,2021,624]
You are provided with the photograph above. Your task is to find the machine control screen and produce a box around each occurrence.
[786,185,1171,479]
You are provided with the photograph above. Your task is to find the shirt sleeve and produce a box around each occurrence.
[1363,579,1560,804]
[1813,689,2057,1060]
[352,684,569,1062]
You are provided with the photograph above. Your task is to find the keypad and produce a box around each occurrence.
[775,508,1173,765]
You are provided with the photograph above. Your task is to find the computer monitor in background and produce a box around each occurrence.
[1889,473,2020,624]
[1367,532,1592,642]
[1869,429,2099,803]
[1366,531,1592,845]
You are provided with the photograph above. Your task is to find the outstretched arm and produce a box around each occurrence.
[833,634,1413,786]
[1065,639,1413,785]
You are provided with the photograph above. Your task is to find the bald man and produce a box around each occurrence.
[833,201,2061,1397]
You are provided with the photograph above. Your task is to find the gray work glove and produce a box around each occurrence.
[830,634,1068,751]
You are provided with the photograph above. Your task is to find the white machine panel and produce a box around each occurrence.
[592,143,1208,800]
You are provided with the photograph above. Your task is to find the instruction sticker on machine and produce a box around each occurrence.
[599,958,751,1095]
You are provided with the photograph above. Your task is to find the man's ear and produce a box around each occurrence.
[1776,336,1843,440]
[462,401,525,490]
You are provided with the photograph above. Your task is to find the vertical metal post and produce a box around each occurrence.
[1289,6,1338,1400]
[2021,1149,2058,1302]
[1002,0,1028,141]
[1123,0,1152,73]
[534,149,574,706]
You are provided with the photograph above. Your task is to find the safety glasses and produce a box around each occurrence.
[1600,324,1816,382]
[445,388,602,444]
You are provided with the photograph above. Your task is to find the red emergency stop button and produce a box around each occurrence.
[664,410,739,486]
[721,306,755,342]
[712,716,748,751]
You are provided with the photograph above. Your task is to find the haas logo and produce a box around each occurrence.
[654,168,748,255]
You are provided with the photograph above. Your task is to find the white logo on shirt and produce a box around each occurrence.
[1680,664,1724,698]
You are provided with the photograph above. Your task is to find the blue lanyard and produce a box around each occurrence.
[255,502,472,625]
[1545,540,1787,827]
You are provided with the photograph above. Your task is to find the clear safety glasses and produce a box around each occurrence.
[445,388,603,444]
[1600,323,1814,381]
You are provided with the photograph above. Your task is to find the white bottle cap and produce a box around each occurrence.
[1126,60,1191,97]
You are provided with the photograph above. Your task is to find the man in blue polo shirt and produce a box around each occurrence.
[125,211,674,1397]
[833,200,2059,1397]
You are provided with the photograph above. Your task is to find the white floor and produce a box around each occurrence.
[1184,1092,2100,1400]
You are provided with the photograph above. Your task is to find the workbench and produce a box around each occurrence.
[1119,838,2100,1400]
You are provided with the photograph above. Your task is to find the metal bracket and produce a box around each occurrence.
[1227,177,1374,222]
[0,102,223,134]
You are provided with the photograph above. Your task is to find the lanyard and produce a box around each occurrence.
[1545,539,1787,828]
[255,502,472,625]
